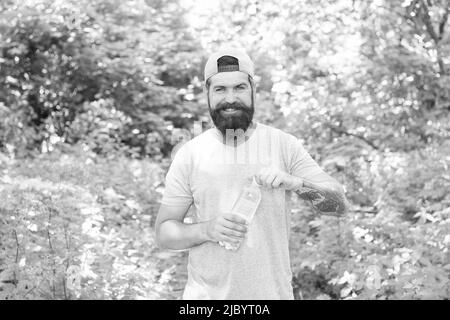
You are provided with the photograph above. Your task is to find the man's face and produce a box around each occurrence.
[207,71,254,136]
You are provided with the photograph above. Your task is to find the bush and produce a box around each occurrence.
[0,146,185,299]
[290,143,450,300]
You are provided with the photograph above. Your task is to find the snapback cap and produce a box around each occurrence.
[204,47,255,82]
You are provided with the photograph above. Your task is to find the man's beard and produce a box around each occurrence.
[208,100,254,137]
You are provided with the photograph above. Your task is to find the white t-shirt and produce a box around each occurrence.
[161,122,325,299]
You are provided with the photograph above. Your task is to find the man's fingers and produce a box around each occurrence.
[255,168,280,188]
[254,174,262,186]
[255,168,270,186]
[255,168,290,189]
[221,219,248,233]
[257,173,276,188]
[222,237,241,244]
[265,174,277,188]
[272,176,283,188]
[221,227,245,239]
[223,213,248,226]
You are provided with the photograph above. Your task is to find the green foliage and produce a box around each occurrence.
[291,204,450,299]
[289,141,450,300]
[0,146,186,299]
[0,0,206,157]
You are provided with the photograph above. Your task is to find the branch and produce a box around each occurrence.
[12,229,19,287]
[337,217,343,254]
[47,211,54,253]
[64,225,69,250]
[420,0,439,43]
[62,277,68,300]
[13,230,19,264]
[22,285,37,299]
[63,224,70,300]
[419,0,446,74]
[47,209,56,299]
[326,124,380,150]
[438,5,449,40]
[353,208,379,214]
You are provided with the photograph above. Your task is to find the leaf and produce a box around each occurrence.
[340,286,352,298]
[66,265,81,291]
[80,207,102,215]
[365,265,382,290]
[338,271,358,285]
[19,257,26,267]
[308,219,323,228]
[125,199,142,211]
[443,235,450,246]
[103,187,125,200]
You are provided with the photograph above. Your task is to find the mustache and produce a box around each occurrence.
[209,99,254,136]
[217,102,248,111]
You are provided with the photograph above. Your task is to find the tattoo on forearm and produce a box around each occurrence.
[295,184,347,215]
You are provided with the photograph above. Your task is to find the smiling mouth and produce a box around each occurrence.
[221,108,242,112]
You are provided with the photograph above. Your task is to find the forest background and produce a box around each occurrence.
[0,0,449,300]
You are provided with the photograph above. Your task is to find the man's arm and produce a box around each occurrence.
[255,168,349,216]
[155,203,207,250]
[155,203,248,250]
[292,174,349,216]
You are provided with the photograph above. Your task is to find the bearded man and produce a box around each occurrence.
[155,48,349,300]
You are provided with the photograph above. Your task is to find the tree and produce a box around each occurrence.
[0,0,205,157]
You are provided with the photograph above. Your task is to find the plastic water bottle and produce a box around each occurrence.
[219,177,261,251]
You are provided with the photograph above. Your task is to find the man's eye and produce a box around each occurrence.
[215,88,225,92]
[236,86,246,91]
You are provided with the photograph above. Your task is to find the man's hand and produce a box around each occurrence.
[254,166,302,190]
[205,213,248,244]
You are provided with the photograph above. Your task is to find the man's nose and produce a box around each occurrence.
[224,90,237,103]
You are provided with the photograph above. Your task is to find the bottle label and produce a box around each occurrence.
[233,193,259,220]
[220,177,261,251]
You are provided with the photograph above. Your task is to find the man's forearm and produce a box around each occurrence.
[156,220,210,250]
[290,177,349,216]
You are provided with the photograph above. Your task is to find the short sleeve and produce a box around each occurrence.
[288,137,326,181]
[160,144,194,207]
